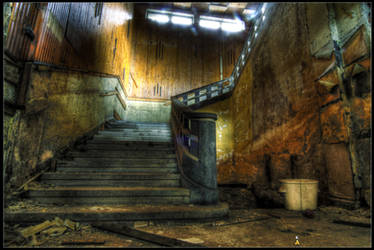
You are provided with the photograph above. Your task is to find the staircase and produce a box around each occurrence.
[6,120,228,224]
[29,120,190,205]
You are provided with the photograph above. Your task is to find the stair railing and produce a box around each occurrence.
[173,77,233,108]
[172,3,274,108]
[171,98,219,204]
[170,3,274,204]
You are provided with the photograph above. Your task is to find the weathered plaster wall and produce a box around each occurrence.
[124,100,171,123]
[227,3,370,206]
[6,65,127,189]
[196,98,234,184]
[129,6,246,99]
[4,2,134,190]
[3,56,23,186]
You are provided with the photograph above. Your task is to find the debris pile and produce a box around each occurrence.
[5,217,81,246]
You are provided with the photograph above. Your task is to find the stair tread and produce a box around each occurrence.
[4,203,229,222]
[18,121,200,208]
[59,158,176,162]
[69,150,175,154]
[87,140,173,145]
[44,172,179,175]
[42,172,180,179]
[56,169,177,173]
[28,186,188,191]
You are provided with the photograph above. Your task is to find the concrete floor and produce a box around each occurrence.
[4,206,371,248]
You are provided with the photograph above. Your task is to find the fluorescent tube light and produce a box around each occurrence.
[148,13,169,23]
[171,15,193,25]
[199,19,220,30]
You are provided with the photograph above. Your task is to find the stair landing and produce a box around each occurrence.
[5,202,229,224]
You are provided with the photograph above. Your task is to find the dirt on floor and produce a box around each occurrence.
[3,206,371,248]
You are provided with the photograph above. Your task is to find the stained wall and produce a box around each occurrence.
[5,2,134,91]
[128,6,246,99]
[5,65,127,189]
[204,3,371,206]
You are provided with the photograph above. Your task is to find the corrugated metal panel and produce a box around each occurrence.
[5,2,134,96]
[5,3,39,61]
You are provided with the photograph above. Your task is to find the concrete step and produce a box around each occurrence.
[41,180,180,187]
[107,121,170,127]
[57,158,177,165]
[40,172,180,187]
[107,123,171,129]
[104,128,171,133]
[29,196,190,205]
[26,187,190,205]
[56,167,178,173]
[81,143,174,151]
[5,203,229,223]
[41,179,180,187]
[67,150,176,159]
[86,140,174,147]
[93,135,172,142]
[42,172,180,180]
[97,131,172,137]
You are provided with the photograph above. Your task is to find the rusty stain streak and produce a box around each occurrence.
[6,3,18,52]
[112,38,117,65]
[19,3,30,59]
[6,2,133,95]
[10,3,25,57]
[7,3,20,54]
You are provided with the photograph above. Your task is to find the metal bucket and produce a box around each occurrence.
[279,179,319,211]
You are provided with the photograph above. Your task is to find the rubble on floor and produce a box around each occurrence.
[4,217,81,247]
[3,204,371,247]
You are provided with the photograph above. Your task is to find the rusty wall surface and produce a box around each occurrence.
[5,3,134,92]
[3,56,24,187]
[129,6,246,99]
[196,98,235,184]
[6,65,127,189]
[4,2,39,60]
[227,3,371,206]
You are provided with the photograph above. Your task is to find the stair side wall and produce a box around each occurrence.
[5,66,127,190]
[124,99,171,123]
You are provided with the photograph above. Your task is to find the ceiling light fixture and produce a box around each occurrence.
[221,21,245,32]
[199,19,220,30]
[148,13,169,23]
[171,15,193,25]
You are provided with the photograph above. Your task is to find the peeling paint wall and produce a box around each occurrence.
[224,3,370,206]
[4,2,135,190]
[3,55,23,188]
[6,65,127,189]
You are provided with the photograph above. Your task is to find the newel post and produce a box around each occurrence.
[183,112,218,204]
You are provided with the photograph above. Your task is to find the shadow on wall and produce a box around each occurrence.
[195,3,371,208]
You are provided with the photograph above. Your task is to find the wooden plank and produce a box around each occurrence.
[333,218,370,228]
[92,223,204,247]
[61,241,105,245]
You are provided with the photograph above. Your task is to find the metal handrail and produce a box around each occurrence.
[170,98,218,191]
[169,3,273,194]
[171,3,273,108]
